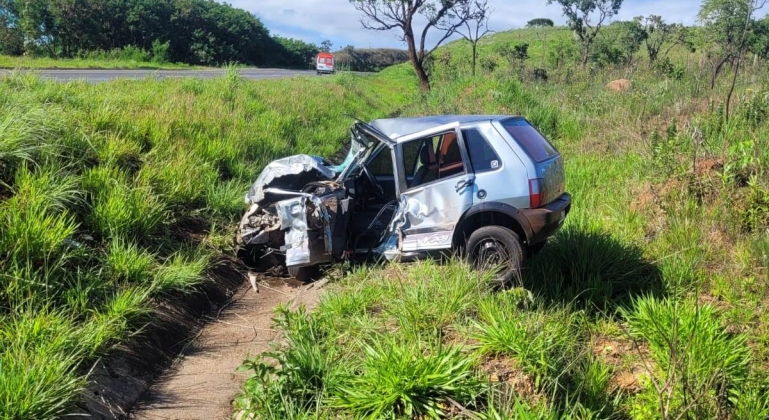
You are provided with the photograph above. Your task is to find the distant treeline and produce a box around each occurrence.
[334,47,409,72]
[0,0,320,67]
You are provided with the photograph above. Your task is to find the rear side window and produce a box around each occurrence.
[463,129,501,172]
[501,119,558,163]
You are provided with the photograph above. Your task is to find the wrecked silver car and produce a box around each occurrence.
[236,115,572,283]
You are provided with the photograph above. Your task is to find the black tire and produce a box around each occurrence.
[466,226,524,287]
[287,265,320,282]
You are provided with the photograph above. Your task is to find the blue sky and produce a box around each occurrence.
[229,0,768,49]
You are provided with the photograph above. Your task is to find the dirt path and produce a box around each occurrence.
[129,275,327,420]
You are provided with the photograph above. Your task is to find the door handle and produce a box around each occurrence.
[455,178,474,193]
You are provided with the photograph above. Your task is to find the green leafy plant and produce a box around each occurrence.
[623,296,752,419]
[333,336,483,419]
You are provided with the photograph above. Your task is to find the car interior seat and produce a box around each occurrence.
[411,142,437,188]
[438,132,464,178]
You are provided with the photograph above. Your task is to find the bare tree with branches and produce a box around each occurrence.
[350,0,479,90]
[725,0,768,120]
[451,0,491,77]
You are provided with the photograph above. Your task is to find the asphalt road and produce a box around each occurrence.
[1,67,319,83]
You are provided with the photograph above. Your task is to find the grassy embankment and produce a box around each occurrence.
[235,30,769,419]
[0,68,414,419]
[0,54,197,70]
[2,23,769,418]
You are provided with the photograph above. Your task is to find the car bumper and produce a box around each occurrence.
[520,193,571,245]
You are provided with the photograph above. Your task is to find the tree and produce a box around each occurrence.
[614,19,647,65]
[698,0,761,88]
[547,0,624,68]
[0,0,23,55]
[273,36,319,68]
[724,0,768,121]
[350,0,479,91]
[320,39,333,52]
[452,0,491,77]
[527,18,554,28]
[638,15,673,64]
[499,42,529,75]
[749,16,769,60]
[0,0,322,68]
[638,16,694,67]
[547,37,579,68]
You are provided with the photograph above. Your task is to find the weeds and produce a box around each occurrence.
[236,29,769,419]
[623,296,752,419]
[333,337,483,419]
[4,22,769,419]
[0,67,407,418]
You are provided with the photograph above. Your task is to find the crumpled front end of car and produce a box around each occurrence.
[236,154,353,271]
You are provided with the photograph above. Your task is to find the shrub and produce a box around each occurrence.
[236,306,341,419]
[82,166,168,240]
[332,337,484,419]
[151,40,171,64]
[623,297,752,419]
[151,248,210,294]
[653,57,685,80]
[473,294,585,389]
[105,238,156,284]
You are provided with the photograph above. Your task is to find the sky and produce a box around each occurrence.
[229,0,768,50]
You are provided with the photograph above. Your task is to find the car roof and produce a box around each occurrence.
[369,115,521,140]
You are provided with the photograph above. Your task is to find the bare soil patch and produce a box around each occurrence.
[129,274,326,420]
[71,256,326,420]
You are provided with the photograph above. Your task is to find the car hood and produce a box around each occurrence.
[245,154,336,204]
[245,121,393,205]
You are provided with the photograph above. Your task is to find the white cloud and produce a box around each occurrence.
[229,0,765,48]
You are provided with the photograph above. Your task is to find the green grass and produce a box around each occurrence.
[0,54,195,70]
[236,25,769,420]
[3,22,769,419]
[0,67,415,419]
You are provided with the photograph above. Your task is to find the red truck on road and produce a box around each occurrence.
[316,52,335,75]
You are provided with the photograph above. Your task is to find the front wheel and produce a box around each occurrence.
[466,226,524,287]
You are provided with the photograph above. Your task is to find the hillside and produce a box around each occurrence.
[438,24,703,73]
[333,48,410,72]
[235,25,769,420]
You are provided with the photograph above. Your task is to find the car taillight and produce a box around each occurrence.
[529,178,545,208]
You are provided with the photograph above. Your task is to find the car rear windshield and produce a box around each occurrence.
[501,119,558,163]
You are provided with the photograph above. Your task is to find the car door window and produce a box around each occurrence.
[403,138,437,189]
[403,131,468,190]
[463,128,501,172]
[437,132,465,179]
[367,147,394,176]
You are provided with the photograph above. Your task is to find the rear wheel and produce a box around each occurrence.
[466,226,524,287]
[287,265,320,282]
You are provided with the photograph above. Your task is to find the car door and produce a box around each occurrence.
[393,123,475,252]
